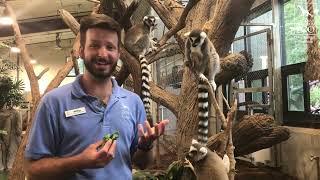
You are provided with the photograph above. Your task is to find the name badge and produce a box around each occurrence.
[65,107,86,117]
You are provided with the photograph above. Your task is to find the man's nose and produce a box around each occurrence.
[98,47,109,57]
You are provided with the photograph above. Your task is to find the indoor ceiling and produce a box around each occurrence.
[6,0,94,20]
[0,0,95,38]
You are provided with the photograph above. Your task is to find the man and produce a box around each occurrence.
[24,14,168,180]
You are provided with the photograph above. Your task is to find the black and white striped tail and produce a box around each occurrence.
[197,78,209,145]
[139,55,153,126]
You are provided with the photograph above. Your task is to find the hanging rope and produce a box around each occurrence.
[304,0,320,81]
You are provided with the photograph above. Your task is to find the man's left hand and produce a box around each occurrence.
[138,120,169,148]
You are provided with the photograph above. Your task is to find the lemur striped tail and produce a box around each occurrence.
[139,55,153,126]
[197,78,209,144]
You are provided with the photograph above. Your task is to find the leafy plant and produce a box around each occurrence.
[0,59,25,110]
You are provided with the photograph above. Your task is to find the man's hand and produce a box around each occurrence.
[77,140,117,169]
[138,120,169,149]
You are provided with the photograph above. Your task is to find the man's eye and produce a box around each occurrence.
[90,44,99,48]
[107,46,115,50]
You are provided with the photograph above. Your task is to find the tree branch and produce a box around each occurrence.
[158,0,200,46]
[147,0,178,29]
[86,0,100,3]
[146,43,182,64]
[216,51,253,86]
[115,64,131,86]
[227,100,237,180]
[58,9,80,35]
[205,0,256,57]
[150,82,179,116]
[36,67,50,80]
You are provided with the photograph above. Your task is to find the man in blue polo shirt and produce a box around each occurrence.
[24,14,168,180]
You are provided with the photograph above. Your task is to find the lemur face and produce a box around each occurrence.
[186,139,208,163]
[143,16,157,30]
[185,29,207,47]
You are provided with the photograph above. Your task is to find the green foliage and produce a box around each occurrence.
[284,0,320,65]
[0,59,25,110]
[310,84,320,107]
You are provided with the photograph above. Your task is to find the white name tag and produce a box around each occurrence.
[65,107,86,117]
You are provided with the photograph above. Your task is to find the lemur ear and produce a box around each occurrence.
[200,31,207,39]
[143,16,148,21]
[184,32,191,37]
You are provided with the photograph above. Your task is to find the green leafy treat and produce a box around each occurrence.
[97,131,120,151]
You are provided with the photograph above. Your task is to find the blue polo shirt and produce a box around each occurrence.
[25,76,146,180]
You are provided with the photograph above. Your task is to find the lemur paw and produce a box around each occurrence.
[210,80,217,91]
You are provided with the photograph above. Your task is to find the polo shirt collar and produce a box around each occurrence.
[71,75,127,99]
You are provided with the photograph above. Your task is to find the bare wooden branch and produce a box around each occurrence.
[205,0,256,57]
[115,64,131,86]
[5,2,40,105]
[147,43,182,64]
[158,0,200,46]
[36,67,50,80]
[227,100,237,180]
[147,0,178,29]
[221,91,231,110]
[119,44,141,94]
[216,51,253,86]
[44,34,80,94]
[58,9,80,35]
[150,82,179,116]
[86,0,100,3]
[72,55,80,76]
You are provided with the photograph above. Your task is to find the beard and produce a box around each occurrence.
[83,56,117,80]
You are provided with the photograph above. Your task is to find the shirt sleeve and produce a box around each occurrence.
[130,95,147,155]
[25,96,60,160]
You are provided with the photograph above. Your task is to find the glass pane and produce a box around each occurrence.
[250,10,272,24]
[283,0,320,65]
[246,32,269,71]
[310,80,320,115]
[287,74,304,111]
[252,80,262,104]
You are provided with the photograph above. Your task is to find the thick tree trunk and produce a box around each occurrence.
[207,114,290,157]
[176,68,198,159]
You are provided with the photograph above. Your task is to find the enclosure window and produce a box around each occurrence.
[287,74,304,111]
[282,0,320,65]
[280,0,320,127]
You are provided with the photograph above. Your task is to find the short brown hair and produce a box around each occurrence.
[79,14,121,47]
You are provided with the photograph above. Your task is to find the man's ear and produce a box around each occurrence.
[79,46,84,58]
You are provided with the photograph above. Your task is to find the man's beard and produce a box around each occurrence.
[83,56,117,80]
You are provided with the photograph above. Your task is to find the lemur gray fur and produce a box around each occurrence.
[184,29,220,91]
[124,16,157,126]
[186,140,229,180]
[184,29,220,145]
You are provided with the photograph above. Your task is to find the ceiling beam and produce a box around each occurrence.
[0,12,90,37]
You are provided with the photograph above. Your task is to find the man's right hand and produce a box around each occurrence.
[77,140,117,169]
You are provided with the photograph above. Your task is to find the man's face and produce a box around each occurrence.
[80,28,120,80]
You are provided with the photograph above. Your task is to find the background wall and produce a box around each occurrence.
[280,127,320,180]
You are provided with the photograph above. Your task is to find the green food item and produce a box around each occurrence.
[97,131,120,151]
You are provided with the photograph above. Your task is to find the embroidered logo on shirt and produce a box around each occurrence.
[65,107,86,117]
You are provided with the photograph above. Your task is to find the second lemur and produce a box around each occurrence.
[184,29,220,145]
[184,29,220,91]
[124,16,157,126]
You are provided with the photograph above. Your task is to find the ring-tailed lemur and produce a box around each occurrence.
[184,29,220,145]
[186,140,229,180]
[184,29,220,91]
[124,16,157,126]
